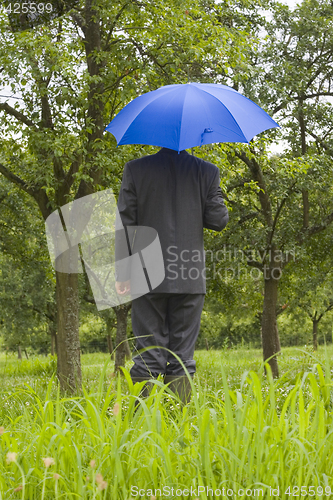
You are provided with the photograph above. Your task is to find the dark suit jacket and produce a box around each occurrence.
[116,147,229,293]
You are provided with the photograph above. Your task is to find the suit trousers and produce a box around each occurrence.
[129,292,205,378]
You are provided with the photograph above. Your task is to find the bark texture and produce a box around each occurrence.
[107,335,114,359]
[312,318,318,351]
[56,271,82,392]
[262,271,280,378]
[114,304,131,373]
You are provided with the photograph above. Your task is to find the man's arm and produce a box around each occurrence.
[115,163,138,288]
[117,163,138,227]
[203,169,229,231]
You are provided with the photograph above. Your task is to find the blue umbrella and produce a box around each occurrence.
[105,82,279,152]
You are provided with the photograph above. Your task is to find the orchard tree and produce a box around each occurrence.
[0,178,56,356]
[203,224,264,348]
[280,230,333,350]
[195,135,333,378]
[192,0,333,377]
[0,0,254,391]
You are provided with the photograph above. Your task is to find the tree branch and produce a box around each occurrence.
[298,210,333,243]
[0,162,36,197]
[219,190,237,206]
[318,302,333,322]
[296,91,333,100]
[0,162,52,220]
[246,260,263,271]
[0,102,37,129]
[305,127,333,156]
[238,211,259,225]
[235,150,274,228]
[227,179,251,192]
[103,1,131,51]
[268,181,297,247]
[129,38,170,76]
[32,306,55,323]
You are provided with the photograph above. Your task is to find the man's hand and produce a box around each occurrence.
[115,280,131,296]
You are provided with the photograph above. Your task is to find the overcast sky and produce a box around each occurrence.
[282,0,299,7]
[283,0,299,8]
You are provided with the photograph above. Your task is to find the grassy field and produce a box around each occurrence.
[0,346,333,499]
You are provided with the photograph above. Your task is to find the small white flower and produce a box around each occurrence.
[42,457,55,468]
[113,402,120,416]
[95,473,103,484]
[97,480,107,491]
[6,452,17,464]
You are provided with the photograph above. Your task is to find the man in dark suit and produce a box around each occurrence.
[116,147,228,402]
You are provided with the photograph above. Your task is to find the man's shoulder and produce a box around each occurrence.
[125,150,219,180]
[194,156,218,172]
[186,155,219,181]
[125,152,160,169]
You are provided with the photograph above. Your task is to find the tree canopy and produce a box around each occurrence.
[1,0,333,384]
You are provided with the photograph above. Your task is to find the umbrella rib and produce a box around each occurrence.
[190,83,277,141]
[178,84,248,149]
[178,91,189,152]
[191,85,249,141]
[107,86,179,142]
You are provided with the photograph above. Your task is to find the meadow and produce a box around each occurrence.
[0,346,333,499]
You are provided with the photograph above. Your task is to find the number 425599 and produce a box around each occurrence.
[285,486,332,496]
[5,3,53,14]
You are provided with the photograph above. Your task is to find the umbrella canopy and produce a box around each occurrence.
[105,82,279,152]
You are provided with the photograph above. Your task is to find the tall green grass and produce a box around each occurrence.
[0,349,333,499]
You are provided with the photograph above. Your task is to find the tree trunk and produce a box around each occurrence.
[51,331,56,357]
[105,314,115,360]
[47,299,57,357]
[17,345,22,360]
[49,319,57,357]
[56,270,82,393]
[114,304,131,373]
[125,335,132,360]
[313,318,318,351]
[107,334,113,354]
[239,153,281,377]
[261,270,281,378]
[24,348,29,359]
[107,335,114,359]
